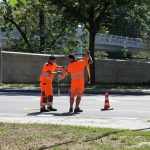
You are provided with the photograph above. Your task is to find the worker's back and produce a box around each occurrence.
[68,60,88,82]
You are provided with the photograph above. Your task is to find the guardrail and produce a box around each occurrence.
[95,34,145,48]
[0,30,148,50]
[0,30,20,40]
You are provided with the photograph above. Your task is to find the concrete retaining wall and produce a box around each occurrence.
[1,51,70,83]
[95,59,150,83]
[1,51,150,83]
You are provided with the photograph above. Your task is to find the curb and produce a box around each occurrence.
[0,87,150,95]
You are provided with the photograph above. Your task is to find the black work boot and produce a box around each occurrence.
[74,107,83,113]
[40,106,49,112]
[47,106,57,111]
[69,107,73,113]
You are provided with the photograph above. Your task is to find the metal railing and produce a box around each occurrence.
[95,34,144,48]
[0,30,147,50]
[0,29,20,39]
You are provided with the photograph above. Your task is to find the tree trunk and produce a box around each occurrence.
[14,23,30,48]
[4,16,31,49]
[39,7,45,52]
[89,30,96,84]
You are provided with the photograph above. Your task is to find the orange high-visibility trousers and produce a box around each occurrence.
[40,82,53,106]
[70,80,84,97]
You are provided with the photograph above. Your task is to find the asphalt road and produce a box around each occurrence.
[0,92,150,130]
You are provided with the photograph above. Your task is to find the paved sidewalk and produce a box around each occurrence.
[1,115,149,130]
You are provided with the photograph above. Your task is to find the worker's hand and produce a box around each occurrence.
[83,53,89,60]
[62,66,66,69]
[62,66,68,71]
[56,71,62,75]
[86,51,90,57]
[86,54,90,59]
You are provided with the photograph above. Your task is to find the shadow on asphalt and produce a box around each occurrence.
[50,112,77,116]
[27,112,42,116]
[27,112,77,116]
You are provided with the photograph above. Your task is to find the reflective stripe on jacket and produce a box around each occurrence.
[71,71,84,80]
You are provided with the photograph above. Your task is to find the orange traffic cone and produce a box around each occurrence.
[101,92,113,111]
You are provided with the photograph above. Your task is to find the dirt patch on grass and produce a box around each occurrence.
[0,123,150,150]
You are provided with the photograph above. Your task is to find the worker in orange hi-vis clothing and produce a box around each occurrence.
[67,53,93,113]
[39,56,63,112]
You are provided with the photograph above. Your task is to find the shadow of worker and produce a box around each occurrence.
[27,112,42,116]
[50,112,77,117]
[27,112,77,117]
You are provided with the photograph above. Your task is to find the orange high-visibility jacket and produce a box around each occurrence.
[67,60,88,85]
[40,63,60,83]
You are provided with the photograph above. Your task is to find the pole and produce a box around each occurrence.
[75,25,83,55]
[0,43,2,84]
[57,75,60,96]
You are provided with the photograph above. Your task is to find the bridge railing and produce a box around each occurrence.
[0,30,148,50]
[95,34,145,48]
[0,29,20,40]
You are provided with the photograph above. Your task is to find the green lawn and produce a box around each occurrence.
[0,123,150,150]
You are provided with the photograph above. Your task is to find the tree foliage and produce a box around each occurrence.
[51,0,150,83]
[1,0,150,83]
[0,0,82,53]
[8,0,27,7]
[108,2,150,38]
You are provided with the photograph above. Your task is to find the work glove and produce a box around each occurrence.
[56,71,62,75]
[62,66,66,69]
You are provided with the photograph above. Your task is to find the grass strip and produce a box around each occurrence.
[0,123,150,150]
